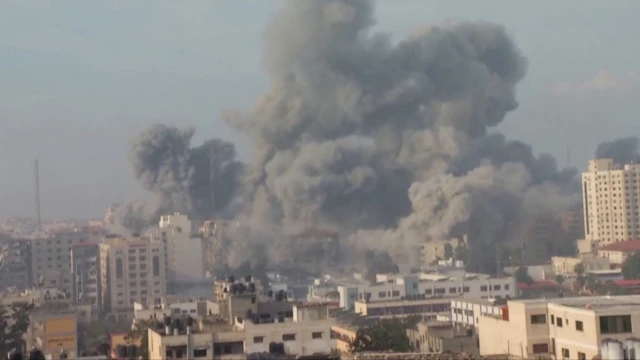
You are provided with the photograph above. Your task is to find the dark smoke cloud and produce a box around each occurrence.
[220,0,579,270]
[595,136,640,164]
[111,124,243,231]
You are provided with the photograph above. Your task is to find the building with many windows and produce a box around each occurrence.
[582,159,640,245]
[70,243,101,312]
[99,235,167,322]
[478,295,640,360]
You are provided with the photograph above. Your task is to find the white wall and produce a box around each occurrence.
[243,320,336,355]
[450,300,503,328]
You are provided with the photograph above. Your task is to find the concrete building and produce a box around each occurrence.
[152,213,204,285]
[583,159,640,244]
[25,303,78,360]
[477,295,640,360]
[70,243,101,312]
[328,309,377,355]
[450,299,504,328]
[338,270,517,311]
[239,303,337,355]
[552,255,611,275]
[29,228,98,292]
[420,236,467,265]
[277,228,340,271]
[561,207,586,242]
[133,296,219,323]
[354,297,452,321]
[99,235,167,321]
[215,275,264,303]
[406,321,478,355]
[0,236,31,289]
[598,239,640,266]
[147,318,244,359]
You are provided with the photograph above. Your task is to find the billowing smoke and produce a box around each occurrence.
[111,124,243,231]
[219,0,579,270]
[595,136,640,164]
[118,0,583,273]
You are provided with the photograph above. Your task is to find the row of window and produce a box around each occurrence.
[531,314,632,334]
[252,332,323,343]
[363,284,510,299]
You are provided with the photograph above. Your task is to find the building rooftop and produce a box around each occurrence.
[599,240,640,252]
[519,295,640,310]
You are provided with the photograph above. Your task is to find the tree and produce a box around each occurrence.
[574,262,585,277]
[349,319,412,353]
[585,274,601,293]
[0,303,34,358]
[622,252,640,280]
[514,266,533,285]
[125,319,153,360]
[555,274,565,285]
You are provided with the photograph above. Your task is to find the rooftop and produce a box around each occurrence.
[520,295,640,310]
[599,240,640,252]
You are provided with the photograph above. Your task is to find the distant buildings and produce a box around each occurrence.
[0,237,31,289]
[278,228,340,271]
[70,242,101,312]
[583,159,640,245]
[25,303,79,360]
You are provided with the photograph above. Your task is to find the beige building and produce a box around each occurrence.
[552,255,611,275]
[583,159,640,244]
[354,297,451,321]
[420,236,468,265]
[478,295,640,360]
[406,321,478,355]
[597,240,640,266]
[100,235,167,321]
[25,303,78,360]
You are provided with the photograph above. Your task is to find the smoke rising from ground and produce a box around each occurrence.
[119,0,589,272]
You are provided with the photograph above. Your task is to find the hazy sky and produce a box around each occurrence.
[1,1,639,220]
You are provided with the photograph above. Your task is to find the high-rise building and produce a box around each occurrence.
[70,243,101,312]
[100,235,167,322]
[0,237,31,289]
[582,159,640,244]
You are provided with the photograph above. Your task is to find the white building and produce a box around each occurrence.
[337,270,517,311]
[582,159,640,245]
[133,296,218,323]
[151,213,204,284]
[450,298,504,328]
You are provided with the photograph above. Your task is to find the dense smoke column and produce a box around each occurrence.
[114,124,243,231]
[595,136,640,164]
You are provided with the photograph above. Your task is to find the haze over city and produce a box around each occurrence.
[1,0,639,220]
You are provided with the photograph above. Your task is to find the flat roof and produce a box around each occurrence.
[519,295,640,310]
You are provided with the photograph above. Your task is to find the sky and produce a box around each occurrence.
[0,0,639,220]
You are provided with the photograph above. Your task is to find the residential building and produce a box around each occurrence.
[214,275,264,303]
[222,293,294,325]
[328,309,377,355]
[450,299,504,328]
[239,303,337,355]
[477,295,640,360]
[420,236,467,265]
[598,240,640,266]
[561,207,586,241]
[337,270,517,311]
[147,317,244,359]
[99,234,167,321]
[552,255,611,275]
[585,269,623,283]
[133,296,219,323]
[25,303,78,360]
[70,243,101,312]
[29,228,98,292]
[582,159,640,244]
[276,228,340,271]
[354,297,452,321]
[0,237,31,289]
[406,321,478,355]
[151,213,204,286]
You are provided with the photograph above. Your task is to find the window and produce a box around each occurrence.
[562,348,569,360]
[392,290,400,297]
[532,344,549,354]
[462,286,470,293]
[578,352,586,360]
[480,286,487,292]
[600,315,632,334]
[530,315,546,324]
[576,320,584,331]
[378,291,386,298]
[312,332,322,339]
[253,336,264,343]
[504,284,510,290]
[556,317,563,327]
[493,285,501,290]
[435,288,445,294]
[282,334,296,341]
[153,256,160,276]
[194,349,207,358]
[551,315,555,323]
[449,287,457,293]
[115,258,123,279]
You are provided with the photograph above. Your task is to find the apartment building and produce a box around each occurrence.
[406,321,478,355]
[420,236,467,265]
[450,298,504,328]
[0,237,31,289]
[337,270,517,311]
[25,303,78,360]
[215,275,264,303]
[583,159,640,244]
[552,255,611,275]
[477,295,640,360]
[150,213,204,286]
[70,243,101,312]
[598,239,640,266]
[29,228,98,292]
[133,296,218,323]
[99,235,167,321]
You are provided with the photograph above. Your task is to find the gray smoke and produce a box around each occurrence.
[595,136,640,164]
[112,124,243,231]
[220,0,579,270]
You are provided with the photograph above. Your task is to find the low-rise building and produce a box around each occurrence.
[25,303,78,360]
[354,297,452,321]
[133,296,219,323]
[406,321,478,355]
[598,240,640,266]
[450,298,504,328]
[214,275,264,303]
[477,295,640,360]
[552,255,611,275]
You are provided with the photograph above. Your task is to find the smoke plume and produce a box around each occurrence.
[112,124,243,231]
[595,136,640,164]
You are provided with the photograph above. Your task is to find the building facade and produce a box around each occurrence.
[99,235,167,321]
[70,243,101,312]
[26,304,78,360]
[583,159,640,244]
[0,236,31,289]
